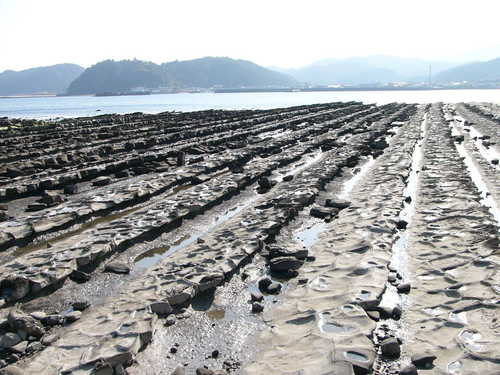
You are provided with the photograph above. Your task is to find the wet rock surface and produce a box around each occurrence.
[0,102,498,375]
[403,104,500,374]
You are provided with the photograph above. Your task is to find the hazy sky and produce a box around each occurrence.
[1,0,500,72]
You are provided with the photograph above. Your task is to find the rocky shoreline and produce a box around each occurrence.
[0,102,498,375]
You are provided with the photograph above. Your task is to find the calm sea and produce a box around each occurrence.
[1,90,500,119]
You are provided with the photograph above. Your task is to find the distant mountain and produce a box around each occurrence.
[278,56,455,85]
[0,64,84,96]
[67,60,168,95]
[66,57,297,95]
[162,57,296,89]
[435,57,500,83]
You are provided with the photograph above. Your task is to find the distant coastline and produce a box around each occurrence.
[1,86,500,99]
[0,94,57,99]
[213,86,500,93]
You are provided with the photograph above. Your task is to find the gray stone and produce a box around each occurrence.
[72,301,90,311]
[392,306,402,320]
[268,245,308,260]
[17,330,27,341]
[150,301,173,315]
[266,282,282,295]
[252,302,264,313]
[196,368,214,375]
[309,205,336,219]
[63,184,78,195]
[2,276,30,301]
[165,315,176,326]
[64,310,82,323]
[42,314,64,326]
[258,277,272,292]
[257,177,272,190]
[411,352,436,368]
[39,192,64,205]
[92,176,111,187]
[388,272,398,283]
[400,364,418,375]
[10,340,28,354]
[324,199,351,209]
[380,337,400,358]
[164,283,195,306]
[104,262,130,274]
[396,220,408,230]
[27,203,47,211]
[26,341,43,353]
[250,291,263,302]
[41,333,59,346]
[69,270,91,282]
[366,310,380,321]
[29,311,47,321]
[7,309,44,338]
[269,256,303,272]
[0,332,21,348]
[397,283,411,294]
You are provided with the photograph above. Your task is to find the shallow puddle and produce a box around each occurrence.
[295,221,327,248]
[276,151,323,181]
[294,155,376,249]
[338,156,375,200]
[345,351,370,362]
[447,360,463,374]
[318,312,356,334]
[133,198,256,269]
[458,329,485,352]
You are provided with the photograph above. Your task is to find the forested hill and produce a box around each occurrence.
[66,57,297,95]
[0,64,84,96]
[435,57,500,83]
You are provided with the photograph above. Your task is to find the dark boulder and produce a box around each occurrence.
[397,283,411,294]
[266,282,282,295]
[269,256,303,273]
[411,352,436,368]
[104,262,130,274]
[69,270,91,282]
[63,184,78,195]
[250,291,264,302]
[92,176,111,187]
[251,302,264,313]
[258,277,272,292]
[400,364,418,375]
[380,337,400,358]
[325,199,351,209]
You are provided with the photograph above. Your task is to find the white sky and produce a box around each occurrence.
[1,0,500,71]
